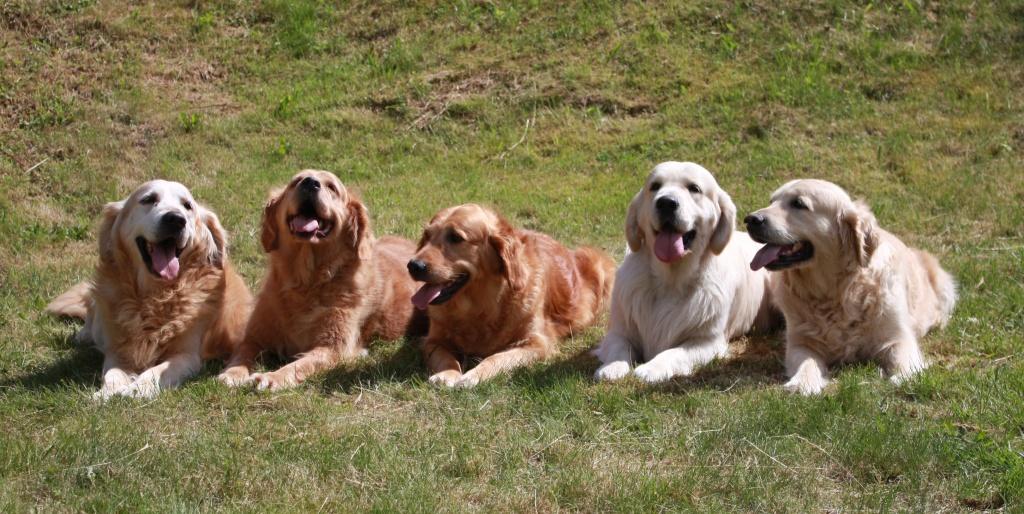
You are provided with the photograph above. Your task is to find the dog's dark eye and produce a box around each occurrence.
[649,182,661,192]
[140,194,157,205]
[790,198,809,210]
[446,231,464,244]
[327,183,339,194]
[687,184,702,194]
[182,200,193,211]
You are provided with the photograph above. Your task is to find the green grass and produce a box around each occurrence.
[2,0,1023,510]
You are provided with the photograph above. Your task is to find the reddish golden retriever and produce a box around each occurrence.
[407,204,615,387]
[47,180,251,400]
[218,170,426,390]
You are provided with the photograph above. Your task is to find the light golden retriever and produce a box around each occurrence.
[593,162,778,383]
[46,180,251,400]
[408,204,615,387]
[745,179,957,394]
[218,169,426,390]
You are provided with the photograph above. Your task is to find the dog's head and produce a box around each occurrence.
[407,204,522,310]
[260,169,370,259]
[625,161,736,264]
[745,179,878,271]
[99,180,226,282]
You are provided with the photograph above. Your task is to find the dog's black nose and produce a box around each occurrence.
[744,214,765,227]
[300,177,321,192]
[655,196,679,213]
[407,259,428,279]
[161,212,187,231]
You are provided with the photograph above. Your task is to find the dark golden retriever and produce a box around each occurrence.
[218,170,425,390]
[407,204,615,387]
[47,180,251,400]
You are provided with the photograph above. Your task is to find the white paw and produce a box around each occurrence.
[889,358,928,385]
[428,370,463,387]
[455,373,480,388]
[115,377,161,399]
[92,373,138,402]
[594,361,631,382]
[783,375,829,395]
[633,362,681,384]
[217,368,254,387]
[252,371,296,391]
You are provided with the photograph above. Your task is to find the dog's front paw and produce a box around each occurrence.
[633,362,681,384]
[455,373,481,388]
[428,370,463,387]
[783,375,829,395]
[252,371,297,391]
[218,367,254,387]
[594,361,631,382]
[889,360,927,386]
[115,376,161,399]
[92,373,138,402]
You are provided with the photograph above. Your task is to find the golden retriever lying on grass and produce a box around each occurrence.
[47,180,251,400]
[218,170,426,391]
[745,179,957,395]
[593,162,778,384]
[407,204,615,387]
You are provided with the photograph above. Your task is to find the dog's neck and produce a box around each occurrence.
[269,237,371,290]
[644,248,715,289]
[434,274,511,321]
[783,253,861,299]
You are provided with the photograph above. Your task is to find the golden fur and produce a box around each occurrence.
[218,170,426,390]
[46,180,251,400]
[408,204,615,387]
[745,179,957,394]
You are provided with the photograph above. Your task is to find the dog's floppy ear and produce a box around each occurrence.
[841,201,879,267]
[199,206,227,268]
[260,188,283,253]
[625,190,644,252]
[488,217,527,291]
[345,195,372,260]
[709,189,736,255]
[97,200,125,265]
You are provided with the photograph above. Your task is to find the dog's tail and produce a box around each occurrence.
[45,281,92,320]
[574,246,617,311]
[918,250,957,328]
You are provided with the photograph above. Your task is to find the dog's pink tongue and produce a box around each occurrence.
[654,231,687,263]
[150,243,180,280]
[411,283,444,310]
[290,216,319,234]
[750,244,783,271]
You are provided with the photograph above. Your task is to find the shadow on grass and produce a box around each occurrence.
[652,333,787,394]
[312,339,425,394]
[0,333,101,391]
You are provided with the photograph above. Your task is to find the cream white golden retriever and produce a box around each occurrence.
[46,180,251,400]
[593,162,777,383]
[745,179,957,395]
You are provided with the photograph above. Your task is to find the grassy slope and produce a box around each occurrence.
[1,0,1022,510]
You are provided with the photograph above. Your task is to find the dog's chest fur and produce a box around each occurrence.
[620,263,727,360]
[777,267,889,363]
[97,263,223,371]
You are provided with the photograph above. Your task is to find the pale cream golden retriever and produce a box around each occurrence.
[408,204,615,387]
[218,170,426,391]
[745,179,957,394]
[593,162,778,383]
[46,180,252,400]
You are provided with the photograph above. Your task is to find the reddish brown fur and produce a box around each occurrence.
[411,204,615,387]
[218,170,426,390]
